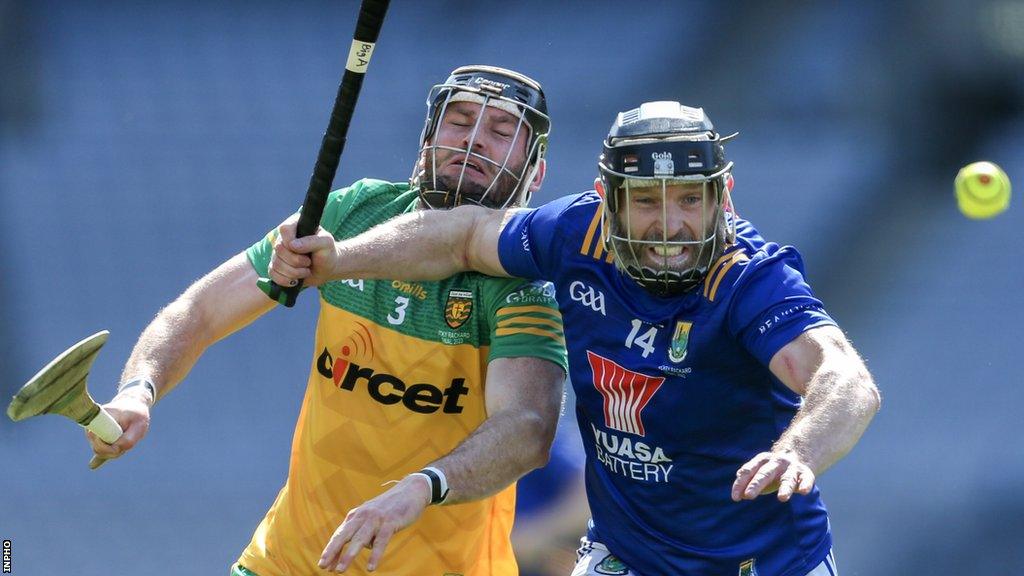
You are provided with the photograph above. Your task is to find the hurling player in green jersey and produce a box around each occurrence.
[86,66,568,576]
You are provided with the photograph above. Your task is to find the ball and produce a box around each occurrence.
[955,161,1011,219]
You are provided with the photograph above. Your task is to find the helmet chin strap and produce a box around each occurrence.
[628,267,702,296]
[419,186,500,210]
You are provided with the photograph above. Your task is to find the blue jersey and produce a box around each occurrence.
[497,192,837,576]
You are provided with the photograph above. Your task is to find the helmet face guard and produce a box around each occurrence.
[413,65,550,210]
[598,102,737,296]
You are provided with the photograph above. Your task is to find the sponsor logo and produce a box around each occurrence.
[738,559,759,576]
[658,365,692,378]
[520,228,531,252]
[595,554,630,575]
[569,281,606,316]
[391,280,427,300]
[652,151,674,175]
[316,347,469,414]
[756,303,824,335]
[473,77,510,92]
[437,329,470,345]
[667,321,692,364]
[591,423,673,483]
[587,351,664,436]
[444,289,474,329]
[505,281,556,304]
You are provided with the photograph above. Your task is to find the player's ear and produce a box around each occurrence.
[594,177,605,199]
[528,159,547,194]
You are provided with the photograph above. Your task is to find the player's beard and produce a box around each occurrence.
[418,150,524,209]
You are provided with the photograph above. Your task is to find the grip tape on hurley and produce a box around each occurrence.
[85,407,123,444]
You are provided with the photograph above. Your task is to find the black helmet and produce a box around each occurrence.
[598,101,737,295]
[413,65,550,209]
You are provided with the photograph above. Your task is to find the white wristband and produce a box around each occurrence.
[419,466,450,504]
[118,378,157,406]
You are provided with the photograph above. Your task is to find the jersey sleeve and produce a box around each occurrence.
[244,180,371,276]
[246,224,283,278]
[479,277,568,372]
[496,195,576,280]
[728,247,837,367]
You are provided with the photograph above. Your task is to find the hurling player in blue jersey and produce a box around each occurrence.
[269,101,881,576]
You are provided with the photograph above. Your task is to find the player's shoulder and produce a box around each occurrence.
[700,218,807,304]
[554,190,603,222]
[327,178,411,206]
[523,191,598,229]
[533,190,615,262]
[323,178,417,234]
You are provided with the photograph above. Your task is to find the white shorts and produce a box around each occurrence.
[571,538,838,576]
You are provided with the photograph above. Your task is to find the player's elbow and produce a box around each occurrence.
[842,350,880,416]
[520,409,558,471]
[857,373,881,416]
[529,442,554,471]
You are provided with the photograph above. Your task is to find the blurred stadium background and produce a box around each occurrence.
[2,0,1022,574]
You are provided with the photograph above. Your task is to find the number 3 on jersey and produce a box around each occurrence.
[625,319,658,357]
[388,296,410,325]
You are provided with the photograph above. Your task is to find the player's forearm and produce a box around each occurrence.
[329,206,484,281]
[773,366,880,474]
[428,408,557,505]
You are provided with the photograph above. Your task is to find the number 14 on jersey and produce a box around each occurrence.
[625,319,658,358]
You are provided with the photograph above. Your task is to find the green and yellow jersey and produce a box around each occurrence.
[238,179,567,576]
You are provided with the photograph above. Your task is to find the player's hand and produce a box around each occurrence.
[319,474,432,573]
[269,214,340,288]
[731,450,816,503]
[84,390,152,468]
